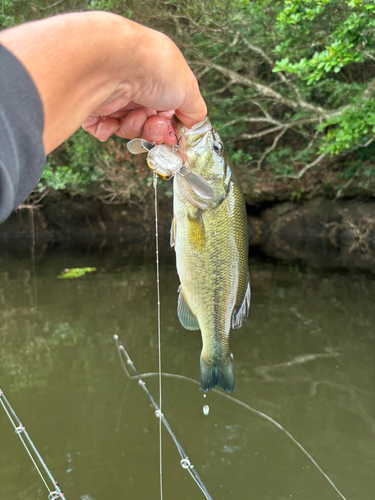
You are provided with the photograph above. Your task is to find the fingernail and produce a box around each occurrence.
[133,119,144,132]
[148,125,165,139]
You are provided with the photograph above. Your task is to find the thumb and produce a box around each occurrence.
[174,76,207,129]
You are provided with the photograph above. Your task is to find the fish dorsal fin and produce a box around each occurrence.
[178,289,200,330]
[170,216,176,247]
[232,275,251,330]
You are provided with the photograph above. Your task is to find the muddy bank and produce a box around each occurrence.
[1,197,375,271]
[248,198,375,271]
[0,198,173,260]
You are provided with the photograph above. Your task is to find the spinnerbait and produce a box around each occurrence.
[127,138,214,199]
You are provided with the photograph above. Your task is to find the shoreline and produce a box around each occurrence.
[1,197,374,271]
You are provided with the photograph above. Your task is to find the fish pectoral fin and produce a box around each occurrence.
[170,216,176,247]
[177,289,200,330]
[232,274,251,330]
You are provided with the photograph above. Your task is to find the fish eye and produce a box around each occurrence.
[212,141,223,155]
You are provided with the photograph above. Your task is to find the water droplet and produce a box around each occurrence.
[203,405,210,416]
[203,393,207,399]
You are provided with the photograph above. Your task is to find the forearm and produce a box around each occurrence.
[0,12,163,153]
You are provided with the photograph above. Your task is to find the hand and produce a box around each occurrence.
[82,107,179,147]
[0,13,206,153]
[81,28,206,146]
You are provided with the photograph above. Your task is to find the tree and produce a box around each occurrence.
[2,0,375,201]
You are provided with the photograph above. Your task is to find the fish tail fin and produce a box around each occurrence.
[200,352,234,393]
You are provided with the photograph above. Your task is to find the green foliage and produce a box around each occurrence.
[275,0,375,83]
[321,98,375,155]
[271,0,375,167]
[363,165,375,177]
[267,147,295,176]
[0,0,18,28]
[39,164,84,191]
[338,160,363,179]
[38,129,103,192]
[227,148,253,166]
[291,187,306,201]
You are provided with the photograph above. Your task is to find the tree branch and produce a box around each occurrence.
[240,34,302,101]
[292,129,320,162]
[236,117,321,140]
[362,77,375,100]
[222,116,280,128]
[280,152,328,180]
[30,0,67,11]
[207,62,331,118]
[256,128,287,170]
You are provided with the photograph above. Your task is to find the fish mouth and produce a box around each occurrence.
[180,116,214,151]
[181,116,211,137]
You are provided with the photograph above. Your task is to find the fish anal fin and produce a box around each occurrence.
[170,216,176,247]
[232,274,251,330]
[177,289,200,330]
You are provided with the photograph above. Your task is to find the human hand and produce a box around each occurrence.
[82,108,179,146]
[81,26,206,146]
[0,13,206,153]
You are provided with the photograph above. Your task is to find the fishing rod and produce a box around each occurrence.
[0,389,65,500]
[113,334,213,500]
[113,336,348,500]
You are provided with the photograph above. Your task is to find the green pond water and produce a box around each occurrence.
[0,247,374,500]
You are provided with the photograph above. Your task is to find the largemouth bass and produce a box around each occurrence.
[171,116,250,393]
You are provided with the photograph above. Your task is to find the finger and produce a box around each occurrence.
[81,115,101,129]
[147,111,177,145]
[82,116,120,142]
[115,108,156,140]
[93,94,134,116]
[175,75,207,129]
[141,115,169,144]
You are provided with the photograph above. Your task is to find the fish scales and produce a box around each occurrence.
[172,117,250,393]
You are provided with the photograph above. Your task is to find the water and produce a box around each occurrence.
[0,248,374,500]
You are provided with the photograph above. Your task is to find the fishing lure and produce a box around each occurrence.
[127,138,214,199]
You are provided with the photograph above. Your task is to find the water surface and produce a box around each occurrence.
[0,249,374,500]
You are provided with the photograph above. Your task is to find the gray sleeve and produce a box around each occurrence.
[0,44,45,224]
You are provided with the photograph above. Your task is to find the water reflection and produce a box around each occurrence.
[0,251,374,500]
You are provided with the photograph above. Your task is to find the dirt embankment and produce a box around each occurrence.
[1,196,375,271]
[248,198,375,271]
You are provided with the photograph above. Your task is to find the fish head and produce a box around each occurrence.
[173,116,232,211]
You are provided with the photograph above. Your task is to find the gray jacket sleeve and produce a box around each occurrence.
[0,44,45,223]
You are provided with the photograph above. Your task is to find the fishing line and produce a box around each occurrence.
[114,335,213,500]
[0,389,65,499]
[153,170,163,500]
[113,336,348,500]
[115,380,131,433]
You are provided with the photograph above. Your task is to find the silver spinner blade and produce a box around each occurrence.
[127,138,154,154]
[182,171,214,199]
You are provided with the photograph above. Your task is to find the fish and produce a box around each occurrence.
[171,116,250,393]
